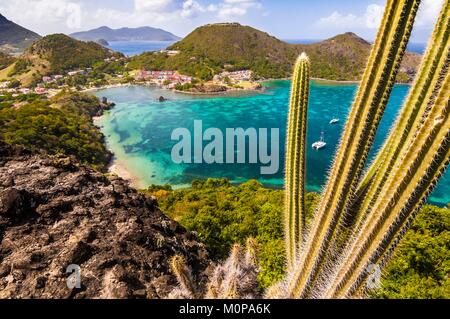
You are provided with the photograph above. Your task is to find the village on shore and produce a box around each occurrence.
[0,51,262,99]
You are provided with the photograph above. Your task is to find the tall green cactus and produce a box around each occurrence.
[348,0,450,235]
[167,0,449,301]
[322,3,449,298]
[284,52,310,266]
[282,0,421,298]
[324,69,449,298]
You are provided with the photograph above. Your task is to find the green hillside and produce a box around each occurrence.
[128,23,297,80]
[0,52,15,70]
[0,34,123,86]
[0,92,111,171]
[297,32,375,81]
[152,178,450,297]
[26,34,122,73]
[128,23,421,82]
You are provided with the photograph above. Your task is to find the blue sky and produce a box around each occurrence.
[0,0,444,42]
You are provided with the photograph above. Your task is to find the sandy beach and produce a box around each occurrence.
[82,83,133,93]
[311,77,360,84]
[109,161,144,189]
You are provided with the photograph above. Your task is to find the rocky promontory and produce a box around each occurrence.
[0,142,212,298]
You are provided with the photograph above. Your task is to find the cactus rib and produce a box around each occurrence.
[349,1,450,233]
[170,255,198,298]
[324,69,450,298]
[283,0,421,298]
[284,53,311,266]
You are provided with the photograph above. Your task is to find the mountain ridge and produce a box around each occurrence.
[70,26,181,42]
[129,23,420,82]
[0,14,41,55]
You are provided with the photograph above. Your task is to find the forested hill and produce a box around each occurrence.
[0,34,123,86]
[0,52,15,70]
[128,23,421,82]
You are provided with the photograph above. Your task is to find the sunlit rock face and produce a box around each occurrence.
[0,142,212,299]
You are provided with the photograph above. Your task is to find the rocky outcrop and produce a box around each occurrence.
[0,142,212,299]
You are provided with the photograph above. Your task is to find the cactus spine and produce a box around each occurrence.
[348,0,450,234]
[324,69,449,298]
[282,0,421,298]
[168,0,449,301]
[169,255,198,299]
[169,238,260,299]
[284,52,310,266]
[321,4,450,298]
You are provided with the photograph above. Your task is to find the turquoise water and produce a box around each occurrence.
[94,81,449,207]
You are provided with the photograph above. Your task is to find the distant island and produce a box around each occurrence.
[70,26,181,42]
[96,39,110,46]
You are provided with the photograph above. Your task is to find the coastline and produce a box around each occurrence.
[82,82,135,93]
[173,86,263,96]
[311,77,359,84]
[80,76,411,97]
[109,160,143,189]
[93,112,143,189]
[90,82,447,206]
[88,77,395,188]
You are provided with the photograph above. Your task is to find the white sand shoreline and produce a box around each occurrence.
[93,113,146,189]
[109,160,144,189]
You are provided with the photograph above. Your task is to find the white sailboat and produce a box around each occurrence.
[330,104,340,125]
[312,131,327,150]
[329,118,340,124]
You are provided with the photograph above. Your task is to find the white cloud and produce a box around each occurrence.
[317,12,359,29]
[415,0,444,26]
[316,0,444,32]
[181,0,205,18]
[207,4,219,12]
[316,3,384,30]
[135,0,171,11]
[207,0,262,20]
[365,4,384,29]
[91,0,204,29]
[0,0,82,33]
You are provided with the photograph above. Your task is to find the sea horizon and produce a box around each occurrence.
[107,39,428,57]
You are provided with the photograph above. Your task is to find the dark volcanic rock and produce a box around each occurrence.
[0,142,211,299]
